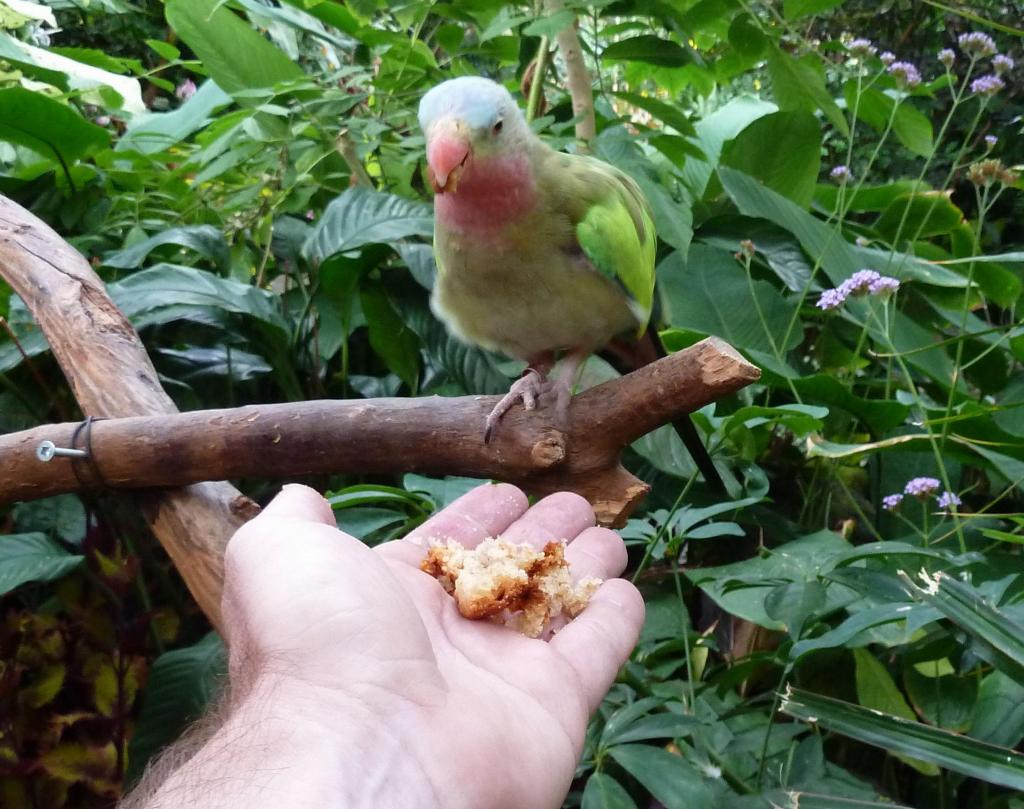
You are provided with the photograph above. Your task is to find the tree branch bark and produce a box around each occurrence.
[1,338,759,525]
[544,0,596,145]
[0,195,255,630]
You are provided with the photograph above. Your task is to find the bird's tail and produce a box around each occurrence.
[606,328,726,495]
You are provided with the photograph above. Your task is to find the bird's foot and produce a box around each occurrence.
[484,368,549,443]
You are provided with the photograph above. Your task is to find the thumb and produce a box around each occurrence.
[257,483,336,527]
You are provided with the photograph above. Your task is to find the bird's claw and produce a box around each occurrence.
[484,369,546,443]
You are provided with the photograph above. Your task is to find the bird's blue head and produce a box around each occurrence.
[418,76,531,193]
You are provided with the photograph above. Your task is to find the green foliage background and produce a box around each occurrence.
[0,0,1022,806]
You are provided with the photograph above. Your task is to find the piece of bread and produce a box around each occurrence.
[421,537,601,638]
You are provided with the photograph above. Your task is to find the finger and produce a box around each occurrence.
[550,579,645,713]
[564,527,628,581]
[500,491,595,549]
[258,483,336,527]
[379,483,529,566]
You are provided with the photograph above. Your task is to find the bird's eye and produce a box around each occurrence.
[492,119,504,135]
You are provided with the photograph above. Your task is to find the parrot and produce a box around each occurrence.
[417,75,722,490]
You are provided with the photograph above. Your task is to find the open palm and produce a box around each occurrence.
[222,483,644,809]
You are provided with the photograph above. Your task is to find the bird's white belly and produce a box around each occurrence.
[432,244,640,360]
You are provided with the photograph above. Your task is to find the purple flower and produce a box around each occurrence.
[848,39,877,58]
[971,74,1005,96]
[938,48,956,68]
[879,51,896,66]
[958,32,997,57]
[992,54,1014,75]
[816,288,846,310]
[904,477,941,498]
[830,165,852,183]
[985,134,998,149]
[868,275,900,295]
[883,493,904,511]
[175,78,197,101]
[888,61,922,89]
[937,491,962,510]
[840,269,882,296]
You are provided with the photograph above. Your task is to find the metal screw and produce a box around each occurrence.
[36,440,88,462]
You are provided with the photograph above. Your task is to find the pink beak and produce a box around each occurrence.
[426,118,470,194]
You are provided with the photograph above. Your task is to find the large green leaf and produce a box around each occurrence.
[783,0,844,17]
[582,773,639,809]
[118,80,232,155]
[679,96,776,201]
[103,225,231,273]
[0,87,109,168]
[875,193,965,242]
[854,648,940,775]
[903,570,1024,683]
[602,36,690,67]
[0,533,83,596]
[766,46,848,136]
[397,293,510,395]
[721,110,822,207]
[165,0,305,95]
[126,634,226,785]
[687,530,854,629]
[607,745,713,809]
[843,83,933,158]
[109,264,289,333]
[658,244,800,353]
[718,167,968,289]
[781,687,1024,790]
[970,671,1024,748]
[360,280,420,391]
[305,187,434,262]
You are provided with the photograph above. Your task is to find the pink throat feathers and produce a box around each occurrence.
[434,152,537,233]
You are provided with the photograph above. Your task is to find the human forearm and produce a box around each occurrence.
[120,675,439,809]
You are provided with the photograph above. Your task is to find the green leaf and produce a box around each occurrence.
[687,530,853,629]
[721,110,822,207]
[875,193,964,242]
[783,0,844,17]
[680,95,776,201]
[103,225,230,273]
[607,745,714,809]
[126,634,226,785]
[603,36,691,67]
[766,580,827,637]
[118,80,232,155]
[11,495,86,545]
[612,91,696,136]
[165,0,305,95]
[970,671,1024,748]
[360,281,420,390]
[781,687,1024,790]
[844,84,933,157]
[522,9,574,37]
[0,87,109,168]
[658,244,800,352]
[766,46,848,136]
[305,187,433,262]
[903,665,976,732]
[854,648,940,775]
[581,773,639,809]
[0,533,83,595]
[902,570,1024,683]
[146,38,181,61]
[402,474,483,508]
[718,167,968,289]
[110,264,288,333]
[397,293,510,395]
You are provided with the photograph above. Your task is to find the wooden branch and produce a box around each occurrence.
[0,195,255,630]
[0,338,759,525]
[544,0,596,145]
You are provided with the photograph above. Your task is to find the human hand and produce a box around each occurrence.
[221,482,644,809]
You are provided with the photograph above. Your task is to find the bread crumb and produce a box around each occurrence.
[421,538,602,638]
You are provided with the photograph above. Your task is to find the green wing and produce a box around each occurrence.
[568,155,657,333]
